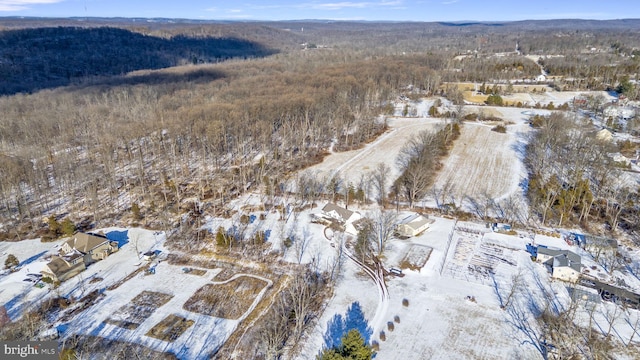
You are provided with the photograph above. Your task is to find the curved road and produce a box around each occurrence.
[342,245,390,335]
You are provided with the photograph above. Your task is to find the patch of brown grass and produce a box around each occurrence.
[105,291,173,329]
[187,268,207,276]
[212,268,237,281]
[463,91,488,103]
[184,276,268,319]
[399,245,433,271]
[146,314,194,342]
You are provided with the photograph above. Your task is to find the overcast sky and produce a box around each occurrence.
[0,0,638,21]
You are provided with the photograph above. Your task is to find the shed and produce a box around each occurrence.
[396,213,432,237]
[142,250,158,261]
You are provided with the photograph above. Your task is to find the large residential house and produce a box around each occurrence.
[321,203,360,223]
[41,232,118,282]
[60,232,118,265]
[41,252,86,283]
[537,247,582,282]
[319,203,362,235]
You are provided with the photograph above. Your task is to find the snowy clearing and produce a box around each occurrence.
[304,109,444,194]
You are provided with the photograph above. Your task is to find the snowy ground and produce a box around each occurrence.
[426,106,549,216]
[0,238,63,319]
[0,228,272,359]
[297,214,640,359]
[502,90,615,107]
[3,204,640,359]
[302,99,443,196]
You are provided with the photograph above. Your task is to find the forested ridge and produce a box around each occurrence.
[0,26,277,95]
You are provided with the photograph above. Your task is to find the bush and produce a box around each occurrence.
[283,237,293,248]
[428,105,439,117]
[491,125,507,133]
[485,94,504,106]
[4,254,19,269]
[371,340,380,351]
[252,231,265,245]
[463,113,478,121]
[215,227,229,248]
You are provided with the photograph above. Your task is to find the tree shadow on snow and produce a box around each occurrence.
[105,230,129,248]
[18,251,48,267]
[322,301,373,351]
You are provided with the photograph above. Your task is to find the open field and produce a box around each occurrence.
[431,121,523,205]
[106,291,174,329]
[399,244,432,271]
[303,112,443,194]
[184,275,268,320]
[443,82,551,93]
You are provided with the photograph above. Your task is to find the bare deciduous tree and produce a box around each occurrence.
[371,163,391,206]
[368,209,397,257]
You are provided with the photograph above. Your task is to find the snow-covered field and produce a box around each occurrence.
[428,105,559,215]
[298,212,640,359]
[503,90,615,107]
[302,99,444,196]
[431,120,525,205]
[0,238,62,319]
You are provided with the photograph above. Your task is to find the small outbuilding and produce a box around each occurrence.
[395,213,432,237]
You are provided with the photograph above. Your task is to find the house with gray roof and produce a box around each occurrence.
[321,203,359,224]
[41,232,119,282]
[537,248,581,282]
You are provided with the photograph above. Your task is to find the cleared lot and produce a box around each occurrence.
[431,122,523,205]
[304,116,443,193]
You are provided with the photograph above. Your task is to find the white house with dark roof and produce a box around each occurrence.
[318,203,362,235]
[321,203,361,224]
